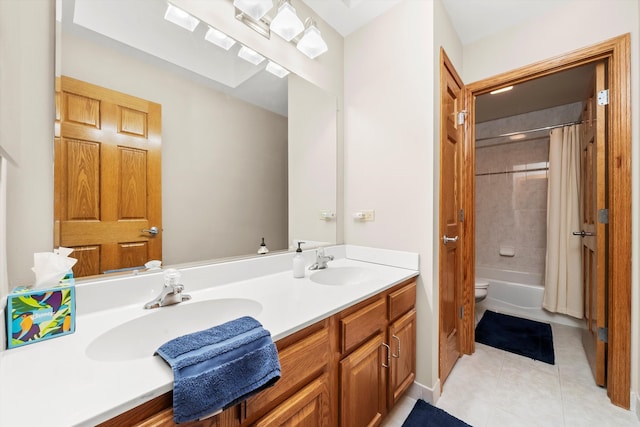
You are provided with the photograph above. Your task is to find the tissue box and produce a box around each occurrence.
[6,283,76,349]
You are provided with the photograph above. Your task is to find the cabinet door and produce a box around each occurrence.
[254,374,331,427]
[340,333,387,427]
[133,406,238,427]
[388,309,416,407]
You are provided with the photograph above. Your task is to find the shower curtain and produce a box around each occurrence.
[543,125,583,318]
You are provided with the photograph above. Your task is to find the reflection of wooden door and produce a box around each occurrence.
[580,62,607,387]
[54,76,162,277]
[439,51,465,385]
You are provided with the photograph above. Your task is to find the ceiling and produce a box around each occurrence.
[303,0,593,123]
[66,0,594,124]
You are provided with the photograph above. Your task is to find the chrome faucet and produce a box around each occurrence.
[308,248,334,270]
[144,269,191,309]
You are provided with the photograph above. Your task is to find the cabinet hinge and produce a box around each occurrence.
[459,306,464,319]
[457,110,467,125]
[597,89,609,106]
[458,209,464,222]
[598,208,609,224]
[598,327,608,343]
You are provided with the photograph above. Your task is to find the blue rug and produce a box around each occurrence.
[475,310,555,364]
[402,399,471,427]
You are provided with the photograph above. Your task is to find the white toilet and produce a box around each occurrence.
[475,279,490,303]
[475,279,490,324]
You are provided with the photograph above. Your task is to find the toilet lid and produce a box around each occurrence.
[475,279,489,289]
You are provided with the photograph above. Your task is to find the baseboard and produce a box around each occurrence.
[408,380,441,404]
[633,391,640,421]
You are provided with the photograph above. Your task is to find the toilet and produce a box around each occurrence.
[475,279,490,303]
[475,279,490,324]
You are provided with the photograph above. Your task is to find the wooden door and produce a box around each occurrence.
[580,62,608,387]
[55,76,162,277]
[339,333,386,427]
[388,309,416,407]
[438,51,465,385]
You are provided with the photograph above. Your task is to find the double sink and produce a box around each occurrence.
[86,267,374,362]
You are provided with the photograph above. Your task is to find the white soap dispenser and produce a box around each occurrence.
[293,241,305,278]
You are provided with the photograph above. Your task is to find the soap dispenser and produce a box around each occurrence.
[257,237,269,255]
[293,241,305,278]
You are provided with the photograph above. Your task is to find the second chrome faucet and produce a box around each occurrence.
[309,248,334,270]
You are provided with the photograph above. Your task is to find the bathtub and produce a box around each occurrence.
[476,266,583,328]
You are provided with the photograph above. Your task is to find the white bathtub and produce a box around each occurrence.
[476,266,583,328]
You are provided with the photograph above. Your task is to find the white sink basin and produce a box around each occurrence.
[310,266,375,286]
[86,298,262,362]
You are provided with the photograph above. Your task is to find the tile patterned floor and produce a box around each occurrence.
[381,320,640,427]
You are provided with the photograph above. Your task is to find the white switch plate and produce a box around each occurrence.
[361,210,375,221]
[320,210,335,220]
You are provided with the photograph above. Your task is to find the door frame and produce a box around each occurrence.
[460,34,631,408]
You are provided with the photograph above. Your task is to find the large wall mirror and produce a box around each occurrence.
[55,0,337,278]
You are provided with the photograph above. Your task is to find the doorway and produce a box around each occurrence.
[439,33,631,409]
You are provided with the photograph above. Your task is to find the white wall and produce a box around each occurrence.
[1,1,55,294]
[288,75,337,247]
[462,0,640,406]
[344,0,462,391]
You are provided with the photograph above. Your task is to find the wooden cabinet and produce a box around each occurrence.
[340,333,387,427]
[387,282,417,408]
[388,309,416,407]
[254,374,331,426]
[243,321,334,425]
[101,279,416,427]
[339,281,417,427]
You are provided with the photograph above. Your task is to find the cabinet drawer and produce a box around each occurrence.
[244,326,330,421]
[340,298,386,354]
[254,374,331,427]
[388,281,416,322]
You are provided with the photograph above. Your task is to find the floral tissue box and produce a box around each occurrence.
[6,280,76,349]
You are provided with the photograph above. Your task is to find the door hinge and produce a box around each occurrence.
[459,306,464,319]
[598,327,608,343]
[457,110,467,125]
[598,208,609,224]
[458,209,464,222]
[597,89,609,106]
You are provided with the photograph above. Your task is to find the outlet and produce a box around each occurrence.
[361,210,375,221]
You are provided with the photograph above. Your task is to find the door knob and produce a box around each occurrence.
[141,226,159,236]
[442,235,459,245]
[572,230,594,237]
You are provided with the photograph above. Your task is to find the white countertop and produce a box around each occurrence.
[0,245,418,426]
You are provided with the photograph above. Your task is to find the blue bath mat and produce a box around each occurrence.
[475,310,554,364]
[401,399,471,427]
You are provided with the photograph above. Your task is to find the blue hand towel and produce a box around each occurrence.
[156,316,281,424]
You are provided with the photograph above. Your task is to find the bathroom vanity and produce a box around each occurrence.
[0,245,418,427]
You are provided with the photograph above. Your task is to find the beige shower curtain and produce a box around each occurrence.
[543,125,583,318]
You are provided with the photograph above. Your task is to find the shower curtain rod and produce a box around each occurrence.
[476,120,582,142]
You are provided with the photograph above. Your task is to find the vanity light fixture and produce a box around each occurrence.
[265,61,290,78]
[296,18,328,59]
[205,27,236,50]
[234,1,329,59]
[233,0,274,21]
[238,45,266,65]
[164,3,200,32]
[270,0,304,42]
[490,85,514,95]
